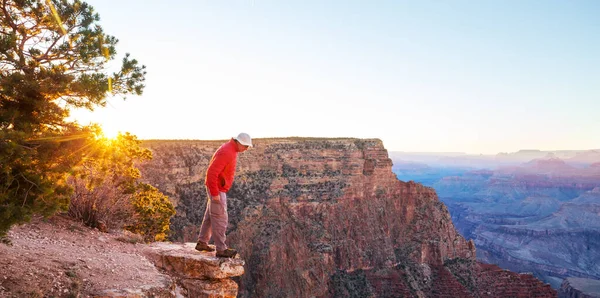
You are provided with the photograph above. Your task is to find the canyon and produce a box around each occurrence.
[392,151,600,292]
[138,138,555,297]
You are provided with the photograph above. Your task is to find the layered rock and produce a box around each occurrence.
[143,242,244,297]
[139,138,555,297]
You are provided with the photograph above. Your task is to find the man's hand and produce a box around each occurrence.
[211,195,221,203]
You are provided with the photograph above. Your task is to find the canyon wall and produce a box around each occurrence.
[139,138,555,297]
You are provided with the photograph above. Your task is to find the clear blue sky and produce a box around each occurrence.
[72,0,600,154]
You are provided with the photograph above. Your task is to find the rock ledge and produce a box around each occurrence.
[143,242,244,297]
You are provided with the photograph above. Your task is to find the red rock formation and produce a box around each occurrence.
[139,138,556,297]
[143,242,244,297]
[475,263,556,298]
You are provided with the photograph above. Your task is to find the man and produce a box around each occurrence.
[195,133,252,258]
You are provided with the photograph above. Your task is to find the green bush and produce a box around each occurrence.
[127,184,175,242]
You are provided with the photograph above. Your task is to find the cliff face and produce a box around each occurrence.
[139,138,555,297]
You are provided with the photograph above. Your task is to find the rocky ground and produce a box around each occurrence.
[0,215,173,297]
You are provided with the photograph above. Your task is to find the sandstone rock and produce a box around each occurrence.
[143,242,245,280]
[180,279,238,298]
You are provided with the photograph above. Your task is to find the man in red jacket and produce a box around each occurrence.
[195,133,252,258]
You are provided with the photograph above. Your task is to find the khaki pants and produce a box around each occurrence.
[198,188,228,251]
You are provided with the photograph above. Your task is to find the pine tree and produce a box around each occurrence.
[0,0,146,237]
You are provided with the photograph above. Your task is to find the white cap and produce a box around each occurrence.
[235,132,253,147]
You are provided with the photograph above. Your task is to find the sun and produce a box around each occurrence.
[69,107,124,140]
[100,123,121,139]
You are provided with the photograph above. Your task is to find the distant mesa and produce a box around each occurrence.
[523,157,575,172]
[568,150,600,165]
[391,149,600,170]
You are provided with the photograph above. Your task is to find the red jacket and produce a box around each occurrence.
[205,139,238,196]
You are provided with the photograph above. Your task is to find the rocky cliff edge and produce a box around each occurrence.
[140,138,556,297]
[0,215,244,298]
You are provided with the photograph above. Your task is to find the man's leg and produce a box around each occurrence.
[197,188,214,251]
[211,192,228,251]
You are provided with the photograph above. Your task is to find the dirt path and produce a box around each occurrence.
[0,215,172,297]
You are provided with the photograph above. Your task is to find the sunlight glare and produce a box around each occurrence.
[100,124,121,140]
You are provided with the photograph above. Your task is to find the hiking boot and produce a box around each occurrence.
[195,241,215,252]
[216,248,237,258]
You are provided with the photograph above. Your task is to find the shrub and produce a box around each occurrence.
[126,183,175,242]
[67,133,175,241]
